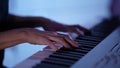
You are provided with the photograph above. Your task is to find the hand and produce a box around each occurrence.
[42,21,90,35]
[8,14,90,36]
[23,28,78,51]
[0,28,78,51]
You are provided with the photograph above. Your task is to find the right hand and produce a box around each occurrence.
[0,28,78,51]
[22,28,78,51]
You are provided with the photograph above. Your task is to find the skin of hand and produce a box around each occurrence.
[42,21,90,35]
[7,14,90,35]
[0,14,89,51]
[0,28,78,51]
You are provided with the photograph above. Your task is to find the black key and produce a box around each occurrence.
[92,28,112,33]
[56,51,85,56]
[91,31,108,37]
[75,39,98,46]
[50,53,81,60]
[57,50,86,56]
[76,39,99,44]
[80,45,95,49]
[77,36,103,42]
[54,52,84,58]
[42,56,76,66]
[48,57,75,64]
[33,63,68,68]
[60,48,89,54]
[76,47,92,51]
[84,31,91,35]
[42,58,72,67]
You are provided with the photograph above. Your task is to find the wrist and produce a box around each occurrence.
[17,29,29,43]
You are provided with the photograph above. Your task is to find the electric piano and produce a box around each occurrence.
[14,19,120,68]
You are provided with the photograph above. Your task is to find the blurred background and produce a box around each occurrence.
[4,0,118,67]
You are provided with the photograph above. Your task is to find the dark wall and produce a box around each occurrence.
[111,0,120,17]
[0,1,8,67]
[0,0,8,21]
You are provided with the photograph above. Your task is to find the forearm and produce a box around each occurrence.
[0,29,26,49]
[7,14,54,28]
[0,40,25,50]
[0,29,25,42]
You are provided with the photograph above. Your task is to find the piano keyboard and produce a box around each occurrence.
[33,19,120,68]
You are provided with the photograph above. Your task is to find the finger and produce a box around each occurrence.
[65,26,83,35]
[44,31,58,36]
[59,34,78,47]
[36,37,58,51]
[73,28,84,35]
[47,35,71,48]
[45,40,58,51]
[72,25,90,32]
[23,29,58,51]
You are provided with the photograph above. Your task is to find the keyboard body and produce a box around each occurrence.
[14,19,120,68]
[72,26,120,68]
[33,19,120,68]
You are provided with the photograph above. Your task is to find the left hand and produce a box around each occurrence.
[42,21,90,36]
